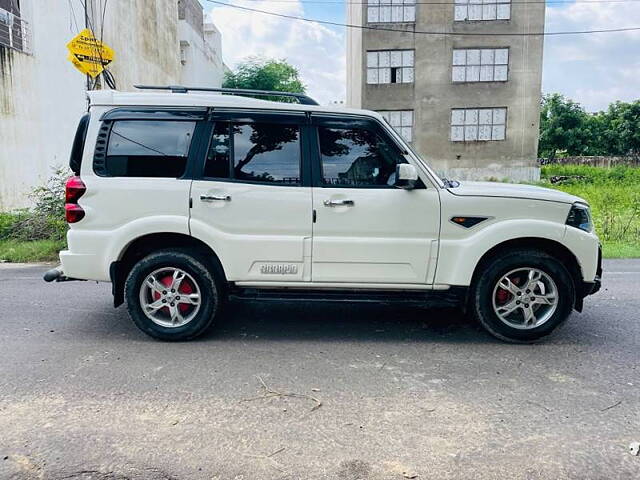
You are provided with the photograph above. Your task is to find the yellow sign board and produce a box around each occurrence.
[66,28,115,78]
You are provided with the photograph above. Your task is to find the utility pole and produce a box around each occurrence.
[84,0,91,92]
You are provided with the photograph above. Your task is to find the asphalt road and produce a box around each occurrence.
[0,260,639,480]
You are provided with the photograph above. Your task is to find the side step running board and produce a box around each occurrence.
[228,286,467,308]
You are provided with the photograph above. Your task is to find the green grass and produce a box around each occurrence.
[540,165,640,258]
[602,242,640,259]
[0,239,65,263]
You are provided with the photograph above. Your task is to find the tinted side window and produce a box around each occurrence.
[69,113,90,175]
[204,122,231,178]
[204,122,301,185]
[318,127,403,187]
[105,120,195,177]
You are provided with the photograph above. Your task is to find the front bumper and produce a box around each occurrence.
[580,244,603,298]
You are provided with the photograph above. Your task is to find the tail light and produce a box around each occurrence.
[65,176,86,203]
[65,176,86,223]
[65,203,85,223]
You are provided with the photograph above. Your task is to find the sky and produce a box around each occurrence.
[203,0,640,111]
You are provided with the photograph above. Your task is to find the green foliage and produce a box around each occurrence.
[539,95,640,159]
[223,57,306,102]
[541,165,640,257]
[602,101,640,156]
[539,94,591,159]
[0,167,69,244]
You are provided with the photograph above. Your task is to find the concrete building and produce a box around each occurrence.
[0,0,225,210]
[179,0,224,87]
[347,0,545,181]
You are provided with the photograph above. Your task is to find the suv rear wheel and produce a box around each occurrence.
[124,249,221,341]
[469,249,575,343]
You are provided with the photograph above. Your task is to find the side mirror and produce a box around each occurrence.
[394,164,419,190]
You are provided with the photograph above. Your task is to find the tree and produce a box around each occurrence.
[538,94,590,159]
[602,101,640,156]
[539,95,640,159]
[223,57,306,100]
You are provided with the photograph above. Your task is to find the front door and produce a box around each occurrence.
[310,115,440,285]
[190,111,313,282]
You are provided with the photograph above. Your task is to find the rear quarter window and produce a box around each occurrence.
[69,113,90,175]
[96,120,196,177]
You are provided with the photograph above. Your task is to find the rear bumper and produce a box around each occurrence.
[59,250,110,282]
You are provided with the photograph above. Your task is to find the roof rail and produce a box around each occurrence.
[133,85,319,106]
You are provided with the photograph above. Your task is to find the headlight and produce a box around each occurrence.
[566,203,593,232]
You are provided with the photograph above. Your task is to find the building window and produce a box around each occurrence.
[451,108,506,142]
[367,50,414,84]
[454,0,511,21]
[452,48,509,82]
[367,0,416,23]
[0,5,31,54]
[379,111,413,142]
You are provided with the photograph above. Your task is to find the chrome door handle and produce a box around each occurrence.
[200,194,231,202]
[324,199,354,207]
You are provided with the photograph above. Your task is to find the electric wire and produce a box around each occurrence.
[205,0,640,36]
[237,0,640,4]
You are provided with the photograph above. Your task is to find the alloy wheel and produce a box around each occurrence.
[139,267,202,328]
[492,267,559,330]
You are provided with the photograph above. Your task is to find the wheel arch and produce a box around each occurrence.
[469,237,582,306]
[110,232,227,307]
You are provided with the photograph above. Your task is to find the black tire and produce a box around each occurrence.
[124,249,221,341]
[469,249,575,343]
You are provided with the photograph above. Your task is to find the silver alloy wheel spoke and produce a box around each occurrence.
[145,298,165,313]
[169,304,183,325]
[532,293,556,305]
[492,267,559,330]
[523,305,536,326]
[171,270,186,291]
[146,276,165,295]
[496,299,520,316]
[177,293,200,305]
[139,267,201,328]
[526,269,543,291]
[499,276,519,295]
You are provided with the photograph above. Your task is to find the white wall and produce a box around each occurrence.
[0,0,225,211]
[178,20,224,87]
[0,0,87,211]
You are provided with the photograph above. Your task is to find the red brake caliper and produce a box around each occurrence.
[178,280,193,313]
[496,288,510,304]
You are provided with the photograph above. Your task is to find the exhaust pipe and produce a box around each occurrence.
[43,266,83,283]
[43,267,63,282]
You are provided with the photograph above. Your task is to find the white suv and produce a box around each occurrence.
[45,86,602,343]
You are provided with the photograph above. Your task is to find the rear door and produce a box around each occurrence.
[189,110,313,282]
[310,114,441,285]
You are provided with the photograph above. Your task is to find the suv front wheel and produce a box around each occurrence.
[469,249,575,343]
[124,249,221,341]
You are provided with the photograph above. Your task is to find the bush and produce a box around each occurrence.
[0,167,70,242]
